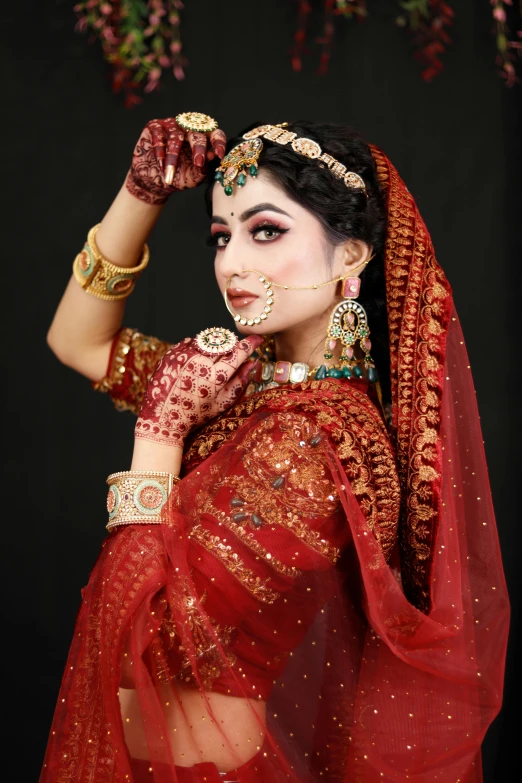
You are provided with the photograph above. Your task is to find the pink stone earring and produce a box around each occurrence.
[322,275,378,382]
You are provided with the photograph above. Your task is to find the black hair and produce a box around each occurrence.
[205,120,390,406]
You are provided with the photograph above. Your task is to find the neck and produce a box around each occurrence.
[271,307,344,369]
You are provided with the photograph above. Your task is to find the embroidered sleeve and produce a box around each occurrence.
[93,327,172,415]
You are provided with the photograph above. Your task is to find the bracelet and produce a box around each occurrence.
[106,471,179,530]
[73,224,150,301]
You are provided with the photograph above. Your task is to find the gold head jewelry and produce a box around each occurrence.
[215,123,367,197]
[223,257,373,326]
[175,112,218,133]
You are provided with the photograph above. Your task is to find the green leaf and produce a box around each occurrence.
[400,0,428,16]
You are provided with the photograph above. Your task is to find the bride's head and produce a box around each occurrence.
[205,121,389,381]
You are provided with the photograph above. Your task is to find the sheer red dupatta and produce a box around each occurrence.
[327,148,510,781]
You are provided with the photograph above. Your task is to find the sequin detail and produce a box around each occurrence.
[188,524,280,604]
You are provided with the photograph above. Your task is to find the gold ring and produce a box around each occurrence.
[176,112,218,133]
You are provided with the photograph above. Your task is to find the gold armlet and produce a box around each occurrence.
[73,224,150,301]
[106,471,179,530]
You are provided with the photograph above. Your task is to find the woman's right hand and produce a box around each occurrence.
[126,117,226,206]
[134,335,263,450]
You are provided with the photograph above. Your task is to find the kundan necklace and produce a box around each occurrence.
[244,337,372,397]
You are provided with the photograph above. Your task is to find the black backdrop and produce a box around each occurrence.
[3,1,520,780]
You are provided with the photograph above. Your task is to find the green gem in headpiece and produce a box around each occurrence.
[215,138,263,195]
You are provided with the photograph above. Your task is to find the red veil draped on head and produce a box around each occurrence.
[332,146,511,781]
[40,147,509,783]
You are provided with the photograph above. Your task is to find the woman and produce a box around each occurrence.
[41,114,509,783]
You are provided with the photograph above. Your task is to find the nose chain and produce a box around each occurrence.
[224,257,373,326]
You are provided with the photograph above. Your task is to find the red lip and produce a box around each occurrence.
[227,287,258,298]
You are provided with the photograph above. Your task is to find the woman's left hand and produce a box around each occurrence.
[134,335,263,449]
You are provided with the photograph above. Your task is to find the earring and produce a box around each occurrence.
[323,275,378,383]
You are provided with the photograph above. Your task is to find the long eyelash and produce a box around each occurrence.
[249,222,289,237]
[205,223,289,248]
[205,231,229,248]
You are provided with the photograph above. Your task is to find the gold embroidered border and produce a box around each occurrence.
[199,497,301,579]
[370,145,453,612]
[188,524,280,604]
[93,327,171,414]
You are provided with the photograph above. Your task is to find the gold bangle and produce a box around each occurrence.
[73,224,150,301]
[106,470,179,530]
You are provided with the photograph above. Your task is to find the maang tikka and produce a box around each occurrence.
[323,262,378,383]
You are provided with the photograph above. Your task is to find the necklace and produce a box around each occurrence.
[245,357,371,397]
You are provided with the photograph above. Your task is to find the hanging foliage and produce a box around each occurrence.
[74,0,186,107]
[490,0,522,86]
[395,1,455,82]
[75,1,521,107]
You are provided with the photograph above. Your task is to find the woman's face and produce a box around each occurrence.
[210,172,364,338]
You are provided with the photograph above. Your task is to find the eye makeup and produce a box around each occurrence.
[206,221,290,249]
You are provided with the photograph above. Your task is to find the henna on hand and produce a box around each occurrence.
[135,336,263,448]
[125,118,228,205]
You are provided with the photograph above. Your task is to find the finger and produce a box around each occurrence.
[217,373,249,407]
[213,336,264,377]
[148,119,167,173]
[236,357,259,386]
[210,128,227,160]
[164,121,185,186]
[236,336,265,363]
[186,130,207,169]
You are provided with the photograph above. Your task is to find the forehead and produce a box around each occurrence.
[211,171,286,211]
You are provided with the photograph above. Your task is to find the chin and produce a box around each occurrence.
[234,322,267,336]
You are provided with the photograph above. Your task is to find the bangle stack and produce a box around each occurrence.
[106,471,179,531]
[73,224,150,301]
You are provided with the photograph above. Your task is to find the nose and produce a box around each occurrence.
[215,236,251,286]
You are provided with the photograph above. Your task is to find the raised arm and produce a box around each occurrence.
[47,117,227,384]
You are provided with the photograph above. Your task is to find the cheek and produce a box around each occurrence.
[270,233,329,288]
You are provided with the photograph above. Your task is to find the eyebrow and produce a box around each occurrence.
[211,202,293,226]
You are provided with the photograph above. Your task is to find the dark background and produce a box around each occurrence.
[3,1,520,779]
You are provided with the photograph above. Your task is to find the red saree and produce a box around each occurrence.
[40,149,509,782]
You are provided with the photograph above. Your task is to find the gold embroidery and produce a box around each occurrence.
[52,527,167,782]
[94,327,171,414]
[184,384,400,564]
[189,524,280,604]
[371,145,453,612]
[221,414,341,563]
[153,584,237,690]
[198,496,301,579]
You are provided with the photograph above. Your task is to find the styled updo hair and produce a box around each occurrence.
[205,120,390,406]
